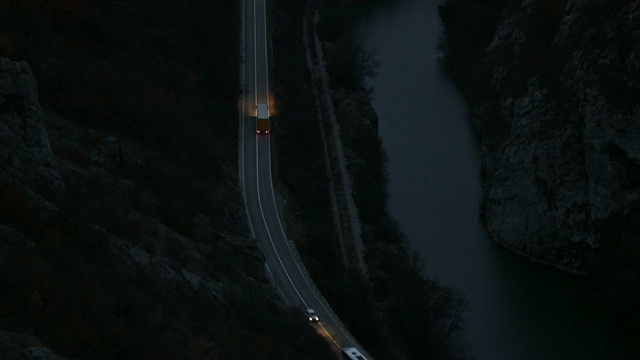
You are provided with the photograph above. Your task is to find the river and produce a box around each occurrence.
[360,0,633,358]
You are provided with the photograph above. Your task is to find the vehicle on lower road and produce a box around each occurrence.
[341,347,367,360]
[305,308,319,322]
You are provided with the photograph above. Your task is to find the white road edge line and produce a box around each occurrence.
[246,0,352,352]
[253,0,258,108]
[254,0,307,309]
[266,122,351,348]
[241,0,256,240]
[263,0,269,103]
[261,0,350,349]
[257,135,307,306]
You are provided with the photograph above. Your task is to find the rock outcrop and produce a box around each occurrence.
[0,55,325,357]
[440,0,640,273]
[0,57,65,209]
[0,330,67,360]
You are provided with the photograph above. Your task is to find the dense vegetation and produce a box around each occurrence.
[0,0,334,358]
[320,1,469,358]
[271,0,468,358]
[271,0,390,356]
[272,0,389,356]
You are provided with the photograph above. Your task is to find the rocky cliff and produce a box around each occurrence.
[439,0,640,277]
[0,1,338,357]
[0,53,331,359]
[0,58,65,214]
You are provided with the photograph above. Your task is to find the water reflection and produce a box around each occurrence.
[360,0,634,358]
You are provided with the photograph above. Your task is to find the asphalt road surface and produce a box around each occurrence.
[239,0,369,355]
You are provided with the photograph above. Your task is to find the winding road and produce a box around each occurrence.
[238,0,369,356]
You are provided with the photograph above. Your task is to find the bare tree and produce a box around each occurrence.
[327,29,379,96]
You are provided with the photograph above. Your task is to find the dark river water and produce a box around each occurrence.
[360,1,634,358]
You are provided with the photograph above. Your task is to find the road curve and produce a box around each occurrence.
[238,0,369,355]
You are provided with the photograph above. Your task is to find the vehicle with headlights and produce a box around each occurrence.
[305,308,319,322]
[256,103,269,134]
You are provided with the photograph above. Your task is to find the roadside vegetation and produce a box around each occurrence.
[272,0,468,358]
[271,0,388,356]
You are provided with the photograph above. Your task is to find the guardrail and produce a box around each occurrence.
[300,5,375,360]
[303,2,365,276]
[301,3,406,358]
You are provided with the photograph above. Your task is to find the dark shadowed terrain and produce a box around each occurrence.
[439,0,640,349]
[0,1,334,358]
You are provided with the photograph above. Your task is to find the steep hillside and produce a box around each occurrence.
[0,1,333,358]
[439,0,640,325]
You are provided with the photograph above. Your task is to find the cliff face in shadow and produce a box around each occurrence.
[439,0,640,322]
[0,58,65,210]
[0,1,333,358]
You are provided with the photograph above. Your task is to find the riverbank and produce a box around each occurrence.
[438,0,640,341]
[487,224,587,276]
[269,0,469,358]
[315,0,469,358]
